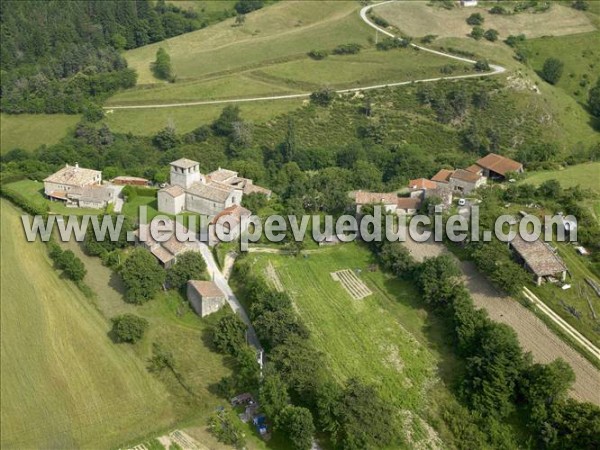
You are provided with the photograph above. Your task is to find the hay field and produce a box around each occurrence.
[0,200,174,448]
[0,113,79,153]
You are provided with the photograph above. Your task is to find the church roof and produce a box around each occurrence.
[170,158,199,169]
[187,182,233,203]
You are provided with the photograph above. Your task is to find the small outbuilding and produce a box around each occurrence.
[510,235,568,285]
[187,280,227,317]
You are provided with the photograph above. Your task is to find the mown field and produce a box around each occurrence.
[0,113,80,153]
[249,243,462,446]
[0,200,173,448]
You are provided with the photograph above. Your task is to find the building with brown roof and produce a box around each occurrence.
[510,234,567,285]
[354,191,399,214]
[449,169,486,194]
[430,169,454,185]
[157,159,270,217]
[187,280,227,317]
[396,197,421,214]
[408,178,437,191]
[135,219,198,268]
[111,176,150,186]
[475,153,523,179]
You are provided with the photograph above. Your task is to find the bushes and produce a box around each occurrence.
[484,29,499,42]
[470,26,484,40]
[48,243,87,282]
[505,34,526,48]
[212,314,247,356]
[310,88,335,106]
[474,59,491,72]
[332,43,362,55]
[489,5,509,14]
[234,0,264,14]
[376,37,409,51]
[466,13,484,26]
[307,49,328,60]
[111,314,149,343]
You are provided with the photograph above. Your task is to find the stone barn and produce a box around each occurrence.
[187,280,227,317]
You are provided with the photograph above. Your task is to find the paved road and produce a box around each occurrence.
[197,243,262,351]
[105,1,506,111]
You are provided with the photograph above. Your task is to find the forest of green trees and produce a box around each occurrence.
[0,0,211,113]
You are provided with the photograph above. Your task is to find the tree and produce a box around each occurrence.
[537,179,561,199]
[281,117,297,163]
[259,372,290,426]
[484,29,499,42]
[543,399,600,449]
[53,249,87,282]
[325,378,398,450]
[232,345,261,392]
[470,26,485,40]
[120,248,166,304]
[83,103,105,122]
[519,359,575,424]
[234,13,246,26]
[466,13,484,25]
[152,125,180,150]
[111,314,149,343]
[588,78,600,117]
[417,255,461,307]
[474,59,491,72]
[280,406,315,450]
[213,314,247,356]
[541,58,564,85]
[572,0,589,11]
[152,47,174,81]
[212,105,241,136]
[310,87,335,106]
[166,251,207,290]
[208,409,246,449]
[379,242,415,277]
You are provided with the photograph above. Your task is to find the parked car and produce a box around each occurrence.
[458,198,466,206]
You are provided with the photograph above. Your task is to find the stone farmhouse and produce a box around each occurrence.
[187,280,227,317]
[44,163,117,209]
[158,158,271,216]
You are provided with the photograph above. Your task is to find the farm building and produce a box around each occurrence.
[44,163,117,208]
[186,280,227,317]
[208,204,252,246]
[460,0,478,6]
[473,153,523,180]
[449,169,486,194]
[510,234,568,285]
[353,191,421,215]
[157,159,271,216]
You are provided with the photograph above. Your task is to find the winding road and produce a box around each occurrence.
[105,1,506,111]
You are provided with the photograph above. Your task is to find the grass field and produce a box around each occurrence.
[522,162,600,193]
[521,31,600,105]
[0,200,173,448]
[104,98,306,135]
[377,1,595,40]
[0,113,80,153]
[248,243,462,445]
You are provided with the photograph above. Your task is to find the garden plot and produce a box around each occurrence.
[331,269,372,300]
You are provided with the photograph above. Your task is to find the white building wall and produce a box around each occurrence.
[158,191,185,215]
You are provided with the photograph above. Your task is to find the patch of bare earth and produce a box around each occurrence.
[403,237,600,405]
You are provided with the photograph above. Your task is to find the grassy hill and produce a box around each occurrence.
[0,200,173,448]
[0,113,80,154]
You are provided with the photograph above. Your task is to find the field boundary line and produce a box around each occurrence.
[523,287,600,362]
[105,1,506,111]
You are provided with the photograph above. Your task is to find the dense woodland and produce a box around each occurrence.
[0,0,222,113]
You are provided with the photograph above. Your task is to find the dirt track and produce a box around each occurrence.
[403,237,600,405]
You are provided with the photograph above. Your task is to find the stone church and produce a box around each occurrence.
[157,158,271,216]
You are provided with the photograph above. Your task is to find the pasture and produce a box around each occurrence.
[521,31,600,103]
[521,162,600,194]
[0,113,79,153]
[0,200,173,448]
[376,1,595,40]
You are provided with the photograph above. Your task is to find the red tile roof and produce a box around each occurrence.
[431,169,454,183]
[396,197,421,210]
[188,280,225,298]
[476,153,522,176]
[408,178,437,190]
